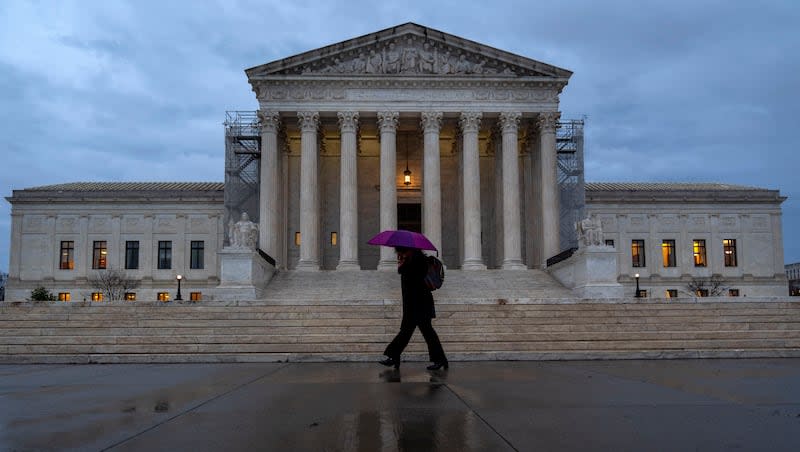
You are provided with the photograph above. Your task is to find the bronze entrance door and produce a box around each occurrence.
[397,203,422,233]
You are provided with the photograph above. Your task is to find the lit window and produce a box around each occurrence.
[637,290,648,298]
[125,241,139,270]
[190,292,202,301]
[190,241,204,269]
[604,239,615,247]
[294,232,301,246]
[158,241,172,269]
[58,292,71,302]
[696,289,709,297]
[92,241,107,269]
[330,232,338,246]
[91,292,104,302]
[693,240,707,267]
[631,240,646,267]
[723,239,737,267]
[125,292,136,301]
[665,289,678,299]
[157,292,170,302]
[59,241,74,270]
[728,289,740,297]
[661,240,676,267]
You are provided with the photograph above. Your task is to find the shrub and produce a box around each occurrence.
[30,286,57,301]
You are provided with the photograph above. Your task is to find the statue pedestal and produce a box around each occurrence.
[215,247,275,300]
[548,245,624,299]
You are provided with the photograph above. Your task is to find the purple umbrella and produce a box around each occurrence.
[367,229,438,251]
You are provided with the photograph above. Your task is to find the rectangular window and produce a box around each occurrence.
[723,239,737,267]
[157,292,170,302]
[693,239,707,267]
[665,289,678,299]
[604,239,615,247]
[190,292,202,301]
[728,289,740,297]
[124,292,136,301]
[158,241,172,269]
[92,241,107,269]
[330,232,338,246]
[190,241,204,269]
[661,240,676,267]
[91,292,104,302]
[58,292,71,302]
[59,241,74,270]
[637,289,648,298]
[294,232,301,246]
[125,241,140,270]
[631,240,646,267]
[696,289,709,297]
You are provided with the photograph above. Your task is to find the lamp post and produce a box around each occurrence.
[176,274,183,301]
[634,273,641,298]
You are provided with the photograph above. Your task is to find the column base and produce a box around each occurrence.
[336,261,362,271]
[501,259,527,270]
[295,259,320,271]
[377,260,398,271]
[462,259,487,271]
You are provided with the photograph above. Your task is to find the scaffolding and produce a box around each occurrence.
[556,119,586,251]
[223,111,261,245]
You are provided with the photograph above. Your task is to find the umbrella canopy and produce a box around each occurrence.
[367,229,438,251]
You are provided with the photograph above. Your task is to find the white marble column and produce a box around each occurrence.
[377,111,399,271]
[500,111,526,269]
[421,111,443,254]
[296,111,320,271]
[460,111,486,270]
[337,111,361,270]
[258,109,280,262]
[538,112,561,265]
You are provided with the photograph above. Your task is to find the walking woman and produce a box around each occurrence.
[380,246,448,370]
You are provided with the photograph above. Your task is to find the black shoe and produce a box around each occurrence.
[427,361,449,371]
[379,357,400,369]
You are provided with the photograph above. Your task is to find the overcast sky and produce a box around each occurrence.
[1,0,798,272]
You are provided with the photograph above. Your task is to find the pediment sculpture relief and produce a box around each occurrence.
[280,37,539,77]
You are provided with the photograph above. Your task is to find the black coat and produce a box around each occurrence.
[398,250,436,321]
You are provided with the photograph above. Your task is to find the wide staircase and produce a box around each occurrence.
[2,270,799,364]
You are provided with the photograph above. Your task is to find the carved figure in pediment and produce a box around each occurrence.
[455,53,471,74]
[439,51,453,74]
[352,53,367,73]
[401,45,418,73]
[366,50,382,74]
[385,42,401,74]
[419,42,435,73]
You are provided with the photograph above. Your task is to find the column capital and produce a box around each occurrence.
[499,111,522,134]
[421,111,443,133]
[257,109,280,132]
[537,111,560,133]
[377,111,399,132]
[459,111,482,133]
[337,111,359,133]
[297,111,320,133]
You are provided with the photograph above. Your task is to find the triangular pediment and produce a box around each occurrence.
[246,23,571,80]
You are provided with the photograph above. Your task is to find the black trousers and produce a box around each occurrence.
[384,316,447,362]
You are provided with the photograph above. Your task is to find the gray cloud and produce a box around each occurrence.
[1,0,798,271]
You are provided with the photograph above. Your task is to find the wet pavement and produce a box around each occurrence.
[1,359,800,451]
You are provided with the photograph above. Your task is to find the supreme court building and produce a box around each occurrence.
[4,24,790,301]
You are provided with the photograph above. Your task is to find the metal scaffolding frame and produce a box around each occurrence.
[557,119,586,251]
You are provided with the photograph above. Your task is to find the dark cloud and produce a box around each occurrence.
[1,0,798,271]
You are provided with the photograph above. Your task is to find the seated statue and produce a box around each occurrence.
[228,212,259,250]
[576,216,603,247]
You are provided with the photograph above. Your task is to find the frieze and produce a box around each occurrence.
[56,216,78,233]
[273,36,545,77]
[88,216,111,233]
[22,215,46,233]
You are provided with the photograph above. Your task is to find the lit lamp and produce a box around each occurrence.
[634,273,641,298]
[403,135,412,186]
[176,274,183,301]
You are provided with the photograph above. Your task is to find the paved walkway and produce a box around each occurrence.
[2,359,799,451]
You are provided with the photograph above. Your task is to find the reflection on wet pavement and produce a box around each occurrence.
[1,360,799,451]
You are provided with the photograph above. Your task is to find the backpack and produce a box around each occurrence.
[423,255,445,291]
